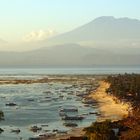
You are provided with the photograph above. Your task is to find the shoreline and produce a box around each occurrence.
[46,127,85,140]
[89,81,130,121]
[46,80,131,140]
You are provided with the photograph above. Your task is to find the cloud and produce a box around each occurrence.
[23,29,57,42]
[0,30,58,52]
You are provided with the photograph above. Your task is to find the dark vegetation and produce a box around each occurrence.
[84,120,119,140]
[106,74,140,107]
[84,74,140,140]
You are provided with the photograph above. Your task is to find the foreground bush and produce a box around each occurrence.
[84,120,118,140]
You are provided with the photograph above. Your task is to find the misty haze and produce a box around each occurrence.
[0,1,140,140]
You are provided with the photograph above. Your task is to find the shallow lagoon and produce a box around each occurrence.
[0,75,98,140]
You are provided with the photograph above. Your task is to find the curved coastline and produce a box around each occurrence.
[46,80,131,140]
[89,81,131,121]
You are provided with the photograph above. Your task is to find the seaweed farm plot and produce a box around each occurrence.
[0,75,99,140]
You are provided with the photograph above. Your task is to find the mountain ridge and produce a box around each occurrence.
[0,16,140,66]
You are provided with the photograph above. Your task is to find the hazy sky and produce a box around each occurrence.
[0,0,140,42]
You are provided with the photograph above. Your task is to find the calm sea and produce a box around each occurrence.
[0,66,140,75]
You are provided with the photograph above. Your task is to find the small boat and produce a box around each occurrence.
[89,112,97,114]
[11,128,20,133]
[38,133,56,138]
[63,123,78,127]
[35,132,56,138]
[59,106,78,112]
[59,112,66,116]
[30,126,42,132]
[62,115,84,120]
[66,97,72,100]
[39,99,52,102]
[41,124,48,127]
[82,99,97,104]
[6,103,17,106]
[57,130,67,134]
[59,108,78,112]
[28,137,40,140]
[43,91,51,94]
[59,95,64,98]
[52,97,59,101]
[27,99,35,102]
[84,104,90,107]
[82,113,89,116]
[76,93,85,97]
[89,112,101,116]
[75,98,81,101]
[45,96,52,99]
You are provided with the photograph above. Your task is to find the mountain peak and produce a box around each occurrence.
[94,16,115,21]
[92,16,140,23]
[43,16,140,46]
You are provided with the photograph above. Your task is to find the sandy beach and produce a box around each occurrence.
[89,81,130,121]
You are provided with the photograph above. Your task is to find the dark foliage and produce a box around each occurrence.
[106,74,140,107]
[84,120,119,140]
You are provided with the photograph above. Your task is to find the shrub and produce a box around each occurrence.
[84,120,118,140]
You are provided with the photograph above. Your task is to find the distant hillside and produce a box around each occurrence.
[0,43,140,67]
[43,16,140,46]
[0,16,140,67]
